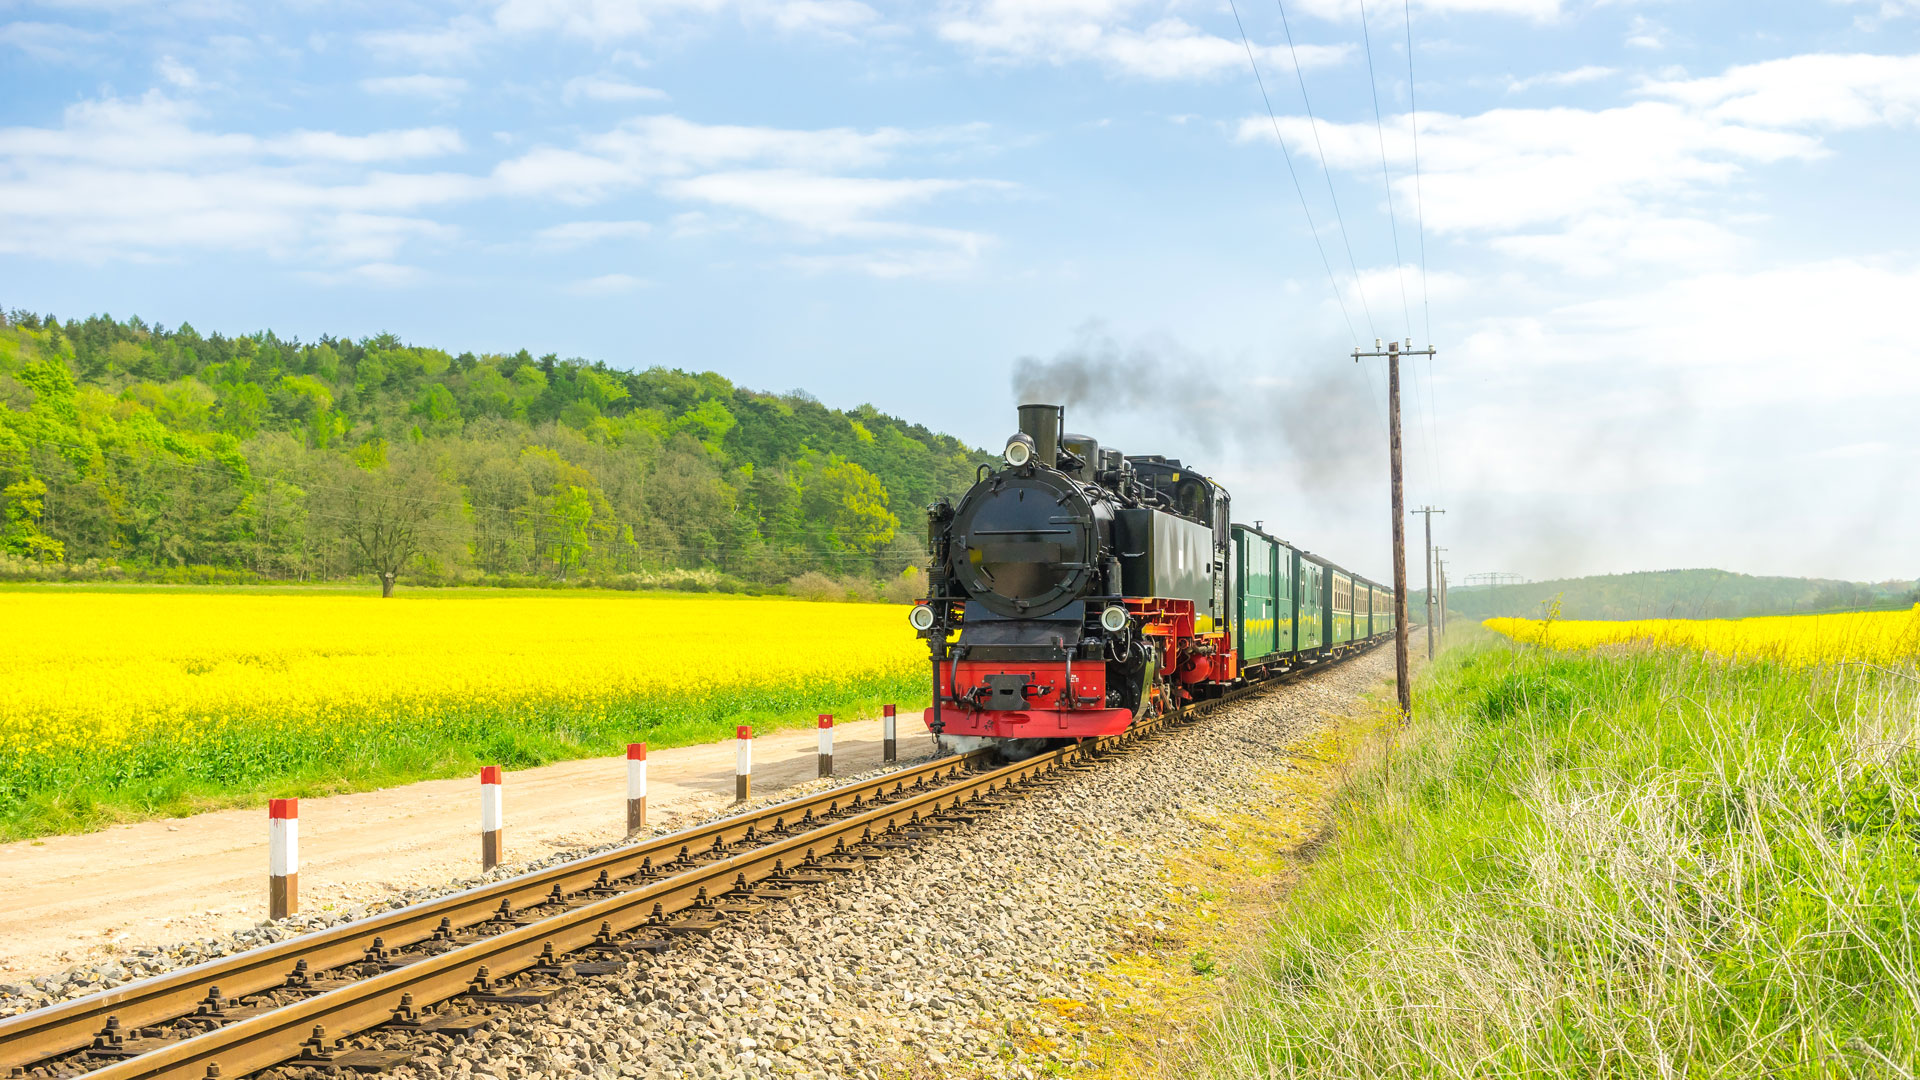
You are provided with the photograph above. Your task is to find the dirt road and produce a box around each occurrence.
[0,714,933,982]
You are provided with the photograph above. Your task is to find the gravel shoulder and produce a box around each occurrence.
[335,648,1397,1080]
[0,715,933,991]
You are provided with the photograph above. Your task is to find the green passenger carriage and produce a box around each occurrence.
[1228,525,1391,676]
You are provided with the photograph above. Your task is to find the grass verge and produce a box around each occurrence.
[2,677,924,842]
[1201,634,1920,1076]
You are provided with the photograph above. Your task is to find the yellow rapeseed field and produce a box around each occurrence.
[1484,605,1920,665]
[0,590,927,836]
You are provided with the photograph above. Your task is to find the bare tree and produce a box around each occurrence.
[318,443,466,597]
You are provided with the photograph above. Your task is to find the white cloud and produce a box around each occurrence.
[156,55,200,89]
[1242,102,1818,233]
[494,114,927,200]
[662,169,997,234]
[1625,15,1666,49]
[361,19,489,68]
[1836,0,1920,29]
[0,21,102,62]
[1292,0,1561,18]
[1233,49,1920,286]
[785,244,986,278]
[0,94,997,277]
[536,219,654,246]
[566,272,651,294]
[361,74,470,102]
[494,115,1006,275]
[326,214,460,260]
[492,0,724,39]
[1639,52,1920,130]
[1397,255,1920,580]
[1505,65,1616,93]
[303,262,430,286]
[365,0,885,65]
[1487,214,1744,276]
[939,2,1350,81]
[751,0,879,35]
[561,76,669,104]
[1344,264,1473,313]
[0,93,476,262]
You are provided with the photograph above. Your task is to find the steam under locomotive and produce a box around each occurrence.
[909,404,1393,755]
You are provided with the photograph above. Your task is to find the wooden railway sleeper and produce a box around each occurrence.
[0,674,1351,1079]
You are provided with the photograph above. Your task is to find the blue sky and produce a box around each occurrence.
[4,0,1919,586]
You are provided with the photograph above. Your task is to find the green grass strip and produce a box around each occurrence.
[1201,633,1920,1076]
[1,673,926,842]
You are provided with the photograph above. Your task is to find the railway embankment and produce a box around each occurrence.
[1186,638,1920,1076]
[0,649,1395,1079]
[293,648,1393,1080]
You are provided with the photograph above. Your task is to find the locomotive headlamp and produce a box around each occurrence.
[1100,604,1129,633]
[908,604,937,631]
[1003,432,1035,467]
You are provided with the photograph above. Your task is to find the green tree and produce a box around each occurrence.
[316,447,465,596]
[2,476,64,561]
[802,455,897,555]
[551,484,592,580]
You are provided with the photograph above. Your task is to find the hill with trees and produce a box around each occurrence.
[0,310,989,596]
[1422,569,1920,623]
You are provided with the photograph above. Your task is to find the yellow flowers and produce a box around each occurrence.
[0,590,928,836]
[1484,605,1920,665]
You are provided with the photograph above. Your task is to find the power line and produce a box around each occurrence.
[1356,0,1413,342]
[1225,0,1361,348]
[1402,0,1445,506]
[1273,0,1379,342]
[1402,0,1433,351]
[1356,0,1439,501]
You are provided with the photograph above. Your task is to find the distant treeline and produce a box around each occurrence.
[1421,569,1920,622]
[0,310,989,594]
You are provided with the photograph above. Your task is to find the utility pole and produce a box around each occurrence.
[1355,338,1437,718]
[1412,506,1444,660]
[1434,548,1449,637]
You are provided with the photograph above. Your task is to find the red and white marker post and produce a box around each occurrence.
[883,704,897,763]
[480,766,503,870]
[818,714,834,777]
[735,725,752,803]
[268,798,298,920]
[626,742,648,834]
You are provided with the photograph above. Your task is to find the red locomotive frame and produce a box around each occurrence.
[922,598,1239,740]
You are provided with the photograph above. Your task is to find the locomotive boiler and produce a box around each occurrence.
[909,404,1395,755]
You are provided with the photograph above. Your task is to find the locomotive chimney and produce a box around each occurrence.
[1016,403,1062,467]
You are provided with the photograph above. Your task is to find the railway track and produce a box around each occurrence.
[0,650,1371,1080]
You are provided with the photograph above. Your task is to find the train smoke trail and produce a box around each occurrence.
[1010,321,1378,493]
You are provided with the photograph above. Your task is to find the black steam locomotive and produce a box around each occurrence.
[910,404,1393,754]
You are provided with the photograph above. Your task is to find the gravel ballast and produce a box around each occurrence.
[4,648,1390,1078]
[351,649,1390,1080]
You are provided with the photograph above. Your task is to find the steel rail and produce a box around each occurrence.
[0,747,996,1072]
[67,700,1215,1080]
[8,640,1382,1080]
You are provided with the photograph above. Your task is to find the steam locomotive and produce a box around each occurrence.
[909,404,1393,755]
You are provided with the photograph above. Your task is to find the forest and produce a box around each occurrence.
[0,310,990,596]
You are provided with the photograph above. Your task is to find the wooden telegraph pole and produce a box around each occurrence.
[1412,506,1444,660]
[1354,338,1436,718]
